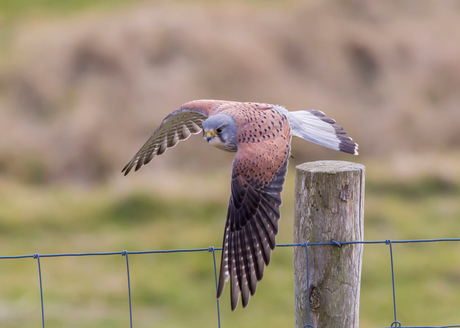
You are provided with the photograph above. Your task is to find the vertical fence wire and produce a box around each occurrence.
[386,240,401,328]
[33,253,45,328]
[122,250,134,328]
[209,247,221,328]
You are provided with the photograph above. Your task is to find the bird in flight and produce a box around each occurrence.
[122,99,358,310]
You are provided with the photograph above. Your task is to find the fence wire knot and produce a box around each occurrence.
[208,246,214,252]
[121,250,128,256]
[301,242,307,248]
[33,253,39,259]
[390,321,401,327]
[385,239,392,245]
[331,240,342,248]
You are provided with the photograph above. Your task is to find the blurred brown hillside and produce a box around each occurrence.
[1,0,460,185]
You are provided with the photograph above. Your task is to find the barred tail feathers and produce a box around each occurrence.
[285,109,358,155]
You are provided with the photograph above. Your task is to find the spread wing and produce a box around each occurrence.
[217,137,290,310]
[122,100,226,175]
[122,110,206,175]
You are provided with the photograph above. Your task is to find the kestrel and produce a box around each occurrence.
[122,100,358,310]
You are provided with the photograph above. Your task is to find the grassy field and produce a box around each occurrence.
[1,167,459,328]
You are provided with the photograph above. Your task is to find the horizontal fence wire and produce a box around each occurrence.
[1,238,460,328]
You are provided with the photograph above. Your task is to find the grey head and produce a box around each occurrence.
[202,113,238,152]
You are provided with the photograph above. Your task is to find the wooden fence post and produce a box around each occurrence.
[293,160,365,328]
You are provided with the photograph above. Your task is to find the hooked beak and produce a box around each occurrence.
[205,131,213,142]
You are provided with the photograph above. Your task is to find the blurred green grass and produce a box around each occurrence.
[0,0,286,21]
[1,171,460,327]
[0,0,144,20]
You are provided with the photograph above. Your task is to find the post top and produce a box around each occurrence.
[295,160,365,173]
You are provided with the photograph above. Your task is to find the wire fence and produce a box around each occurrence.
[1,238,460,328]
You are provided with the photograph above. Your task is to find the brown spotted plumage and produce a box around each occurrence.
[122,99,358,310]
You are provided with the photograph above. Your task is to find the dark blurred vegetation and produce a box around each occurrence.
[0,0,459,327]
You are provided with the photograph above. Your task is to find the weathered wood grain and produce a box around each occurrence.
[294,160,365,328]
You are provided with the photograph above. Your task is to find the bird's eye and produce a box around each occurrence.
[216,127,223,134]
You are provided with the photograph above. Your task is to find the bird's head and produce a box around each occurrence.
[202,113,238,152]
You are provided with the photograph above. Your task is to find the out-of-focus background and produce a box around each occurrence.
[1,0,459,327]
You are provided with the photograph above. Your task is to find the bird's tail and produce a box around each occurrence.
[286,109,359,155]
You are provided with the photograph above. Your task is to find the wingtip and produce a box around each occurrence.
[231,299,239,311]
[216,283,224,300]
[121,164,132,176]
[242,295,250,309]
